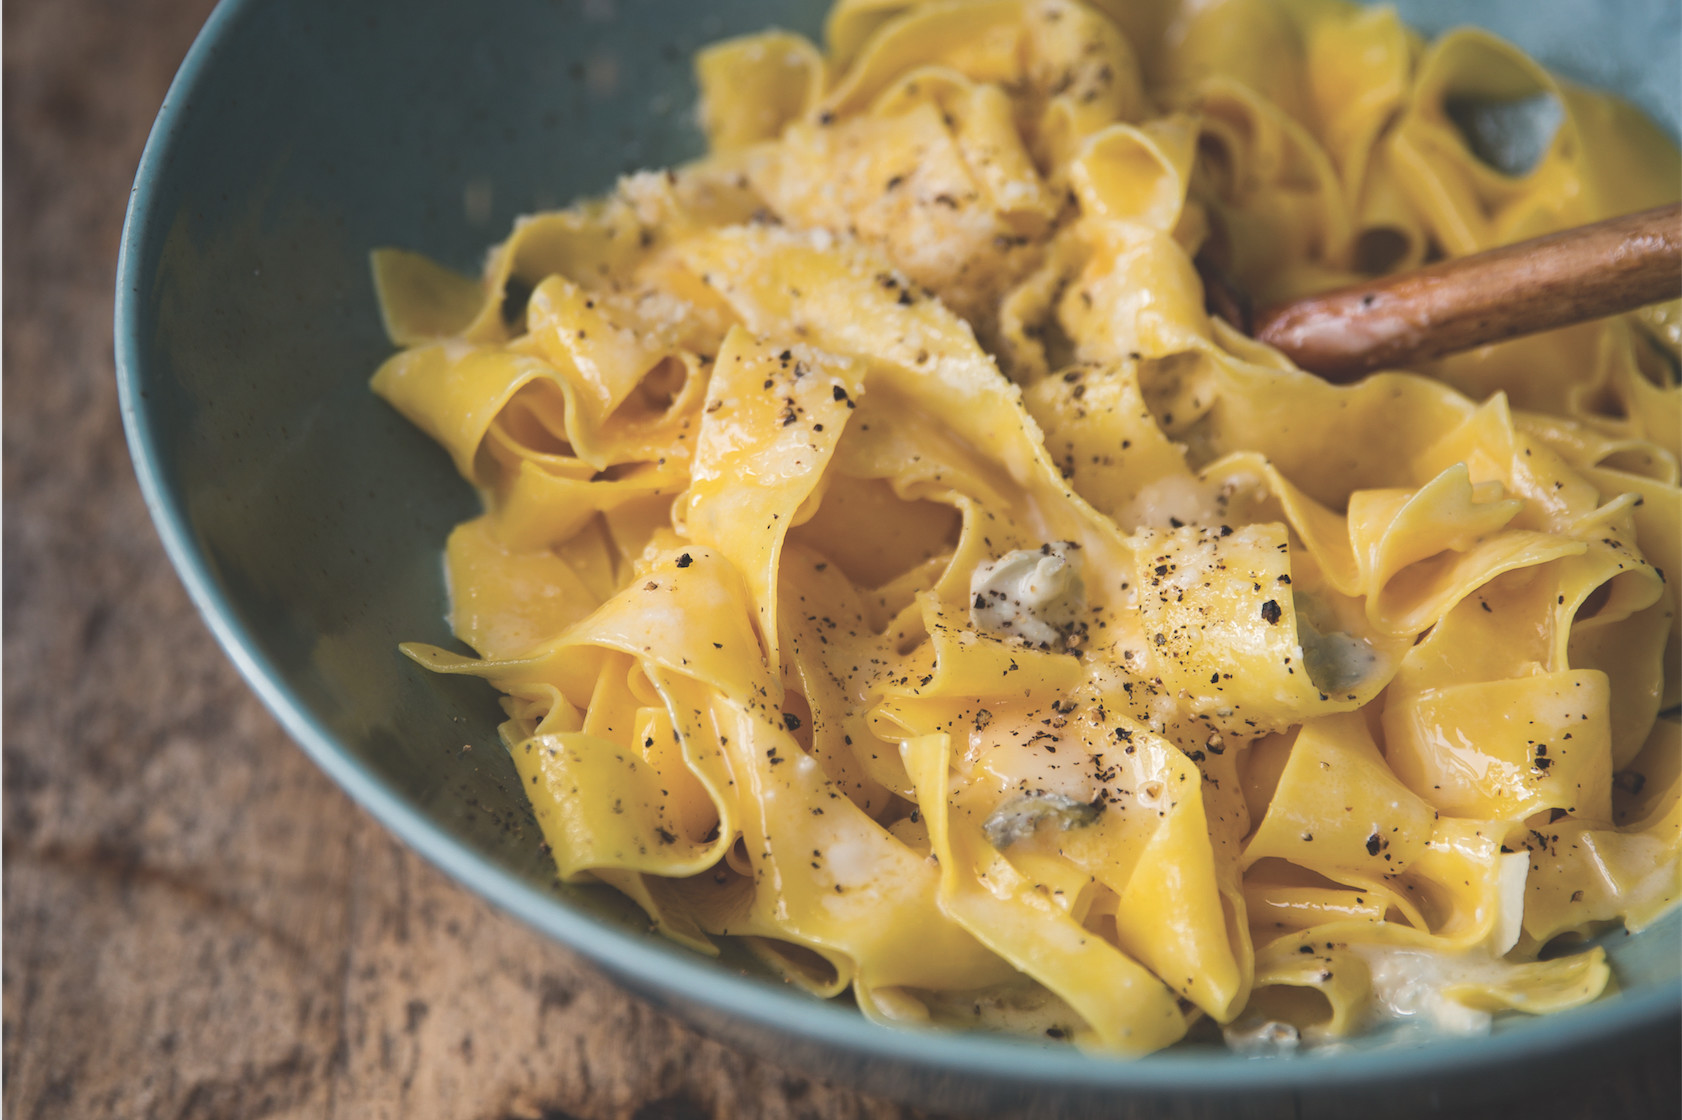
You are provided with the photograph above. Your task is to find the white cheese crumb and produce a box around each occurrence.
[969,542,1085,650]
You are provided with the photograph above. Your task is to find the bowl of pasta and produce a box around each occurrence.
[117,0,1680,1112]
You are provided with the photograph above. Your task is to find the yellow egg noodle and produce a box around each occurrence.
[370,0,1681,1054]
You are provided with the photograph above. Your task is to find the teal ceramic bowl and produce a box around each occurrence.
[117,1,1680,1113]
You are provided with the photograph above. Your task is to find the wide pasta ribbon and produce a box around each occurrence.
[368,0,1680,1056]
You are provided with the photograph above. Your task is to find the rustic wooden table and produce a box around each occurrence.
[4,2,1678,1118]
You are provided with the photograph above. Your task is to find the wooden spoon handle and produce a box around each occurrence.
[1252,202,1682,382]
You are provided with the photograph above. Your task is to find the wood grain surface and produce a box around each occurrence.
[2,2,1677,1119]
[1251,203,1682,380]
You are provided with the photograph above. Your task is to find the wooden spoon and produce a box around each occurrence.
[1200,202,1682,382]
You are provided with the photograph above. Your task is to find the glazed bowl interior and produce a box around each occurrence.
[117,0,1680,1110]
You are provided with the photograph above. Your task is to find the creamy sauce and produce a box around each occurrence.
[1345,853,1532,1039]
[1354,947,1498,1036]
[824,833,883,887]
[1223,1018,1302,1055]
[911,979,1083,1039]
[969,713,1087,798]
[1112,473,1225,533]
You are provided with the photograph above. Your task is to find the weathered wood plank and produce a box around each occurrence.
[0,6,933,1115]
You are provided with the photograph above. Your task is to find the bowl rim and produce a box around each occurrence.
[115,0,1682,1096]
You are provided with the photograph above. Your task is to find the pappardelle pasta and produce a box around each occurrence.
[371,0,1681,1054]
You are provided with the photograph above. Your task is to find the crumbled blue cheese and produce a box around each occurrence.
[969,542,1085,650]
[982,790,1103,848]
[1299,617,1379,694]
